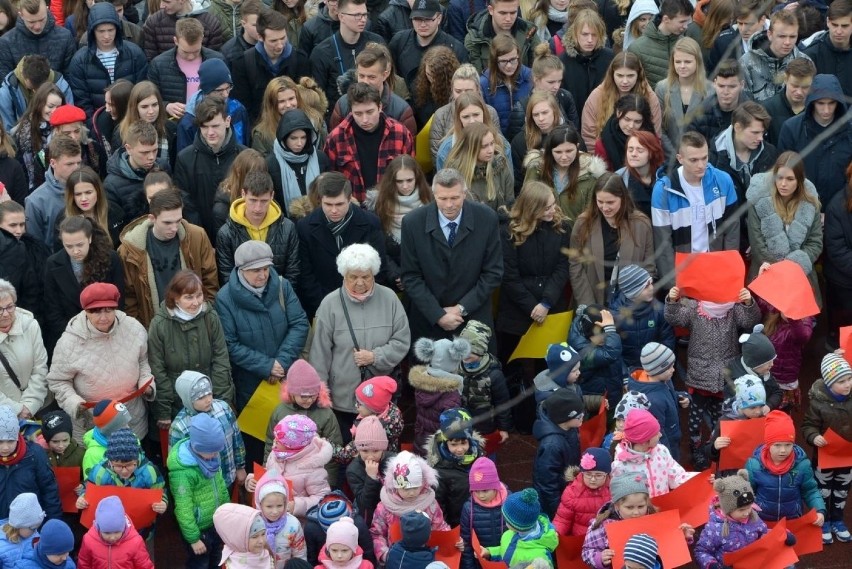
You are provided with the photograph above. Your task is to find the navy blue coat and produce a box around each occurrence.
[479,67,533,136]
[745,444,826,522]
[532,403,580,518]
[609,292,675,371]
[626,373,682,459]
[0,441,62,521]
[67,4,148,116]
[460,491,507,569]
[568,312,624,412]
[385,543,435,569]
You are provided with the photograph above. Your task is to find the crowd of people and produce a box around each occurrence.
[0,0,851,566]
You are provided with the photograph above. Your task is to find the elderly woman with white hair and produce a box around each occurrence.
[0,279,50,419]
[308,243,411,440]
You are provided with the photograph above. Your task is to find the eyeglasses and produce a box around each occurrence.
[0,303,15,315]
[341,11,368,19]
[85,307,116,315]
[109,461,138,472]
[412,15,439,23]
[583,472,607,480]
[497,57,519,67]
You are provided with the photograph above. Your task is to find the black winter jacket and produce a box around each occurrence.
[299,5,341,55]
[596,0,628,45]
[762,91,799,146]
[425,434,485,527]
[310,30,386,111]
[220,28,253,66]
[231,43,311,123]
[0,228,44,317]
[558,44,614,128]
[708,26,743,75]
[104,147,171,224]
[824,190,852,291]
[802,31,852,98]
[0,441,62,521]
[374,0,412,42]
[388,29,468,91]
[724,355,783,410]
[506,88,580,143]
[0,13,77,77]
[142,8,226,61]
[68,4,148,116]
[215,215,300,285]
[0,153,28,204]
[346,454,396,526]
[147,47,225,105]
[685,92,745,145]
[533,403,580,518]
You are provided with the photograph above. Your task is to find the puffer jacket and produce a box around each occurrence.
[0,67,73,133]
[694,499,768,569]
[146,47,225,105]
[264,436,333,518]
[626,16,680,85]
[374,0,411,42]
[609,292,674,371]
[464,9,541,74]
[67,4,147,116]
[298,5,340,55]
[409,365,463,453]
[117,217,219,327]
[523,151,607,222]
[744,444,825,521]
[568,308,624,411]
[479,67,533,135]
[484,515,558,566]
[103,147,170,222]
[46,311,155,443]
[424,431,486,527]
[142,8,226,61]
[533,401,581,518]
[553,467,611,536]
[167,437,229,543]
[0,529,37,567]
[0,439,62,521]
[611,440,697,498]
[725,349,783,410]
[802,379,852,448]
[208,0,240,39]
[740,31,811,102]
[664,297,761,393]
[802,30,852,98]
[0,13,77,77]
[558,42,614,127]
[86,454,165,498]
[346,454,397,527]
[459,486,508,569]
[755,305,813,389]
[78,514,153,568]
[216,267,309,410]
[0,308,49,417]
[685,91,749,144]
[627,370,682,457]
[147,302,234,419]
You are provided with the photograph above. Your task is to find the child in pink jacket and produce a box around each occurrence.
[246,415,333,519]
[553,448,613,536]
[77,496,154,569]
[369,451,449,564]
[611,410,697,498]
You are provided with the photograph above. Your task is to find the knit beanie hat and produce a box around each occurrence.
[618,265,652,300]
[579,448,612,474]
[326,517,359,551]
[732,375,766,411]
[439,407,473,441]
[623,409,661,444]
[41,410,73,443]
[37,520,75,555]
[392,451,424,489]
[614,391,652,421]
[96,496,127,533]
[189,374,213,402]
[579,305,605,338]
[764,409,795,446]
[610,471,649,503]
[543,388,584,424]
[286,359,323,397]
[105,428,140,462]
[502,488,541,531]
[400,510,431,548]
[189,413,225,454]
[0,405,18,440]
[316,492,354,531]
[9,493,45,529]
[821,353,852,389]
[740,324,777,370]
[273,415,317,458]
[353,415,388,451]
[459,320,492,357]
[469,457,501,491]
[250,515,267,536]
[257,476,289,506]
[623,534,660,569]
[355,376,397,414]
[714,469,755,515]
[199,58,232,95]
[543,343,581,389]
[175,371,213,412]
[414,337,471,378]
[640,342,675,377]
[93,399,131,436]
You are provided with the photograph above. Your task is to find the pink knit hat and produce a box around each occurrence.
[355,376,397,414]
[273,415,317,459]
[354,415,388,451]
[285,360,322,397]
[326,516,359,551]
[468,457,501,491]
[623,409,661,444]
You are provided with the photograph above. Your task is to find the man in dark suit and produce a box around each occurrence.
[400,168,503,346]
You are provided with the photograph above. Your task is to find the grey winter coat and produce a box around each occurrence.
[739,31,811,102]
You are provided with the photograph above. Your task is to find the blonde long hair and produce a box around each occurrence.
[506,181,566,246]
[662,38,707,129]
[445,123,501,202]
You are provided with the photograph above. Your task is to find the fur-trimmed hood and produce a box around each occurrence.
[381,451,440,490]
[422,430,486,467]
[280,381,332,408]
[564,464,581,482]
[408,365,463,393]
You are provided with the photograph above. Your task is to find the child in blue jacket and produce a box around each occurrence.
[459,457,509,569]
[568,305,624,414]
[0,493,44,567]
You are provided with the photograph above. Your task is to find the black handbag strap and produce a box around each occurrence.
[339,289,369,381]
[0,349,22,391]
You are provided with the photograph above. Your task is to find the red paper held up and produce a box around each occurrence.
[472,530,509,569]
[766,509,823,557]
[723,519,799,569]
[429,526,461,567]
[747,259,819,320]
[719,417,766,471]
[580,398,607,452]
[80,485,163,530]
[818,428,852,469]
[555,534,586,569]
[605,509,692,569]
[840,326,852,366]
[651,469,714,527]
[53,466,81,513]
[675,251,745,303]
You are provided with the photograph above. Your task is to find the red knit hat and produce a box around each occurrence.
[49,105,86,127]
[355,376,397,414]
[764,410,795,446]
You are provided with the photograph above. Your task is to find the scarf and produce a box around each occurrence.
[263,515,289,551]
[699,301,736,319]
[220,547,273,569]
[548,5,568,22]
[0,435,27,466]
[273,138,319,211]
[600,115,629,170]
[389,191,425,242]
[463,353,492,375]
[760,444,794,476]
[237,270,267,297]
[471,483,509,508]
[327,205,355,250]
[379,486,437,517]
[173,304,203,321]
[179,441,221,478]
[92,428,109,447]
[438,440,480,466]
[825,384,849,403]
[344,284,375,303]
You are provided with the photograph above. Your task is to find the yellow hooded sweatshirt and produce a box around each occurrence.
[229,197,282,242]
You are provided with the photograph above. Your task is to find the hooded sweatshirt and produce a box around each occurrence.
[623,0,659,50]
[213,503,274,569]
[229,198,283,242]
[270,109,324,214]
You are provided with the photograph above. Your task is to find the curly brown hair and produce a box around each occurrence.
[58,216,114,285]
[413,46,459,109]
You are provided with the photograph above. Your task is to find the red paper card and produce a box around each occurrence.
[605,509,692,569]
[675,251,745,303]
[429,526,461,567]
[747,260,819,320]
[555,534,586,569]
[472,530,509,569]
[818,428,852,469]
[53,466,81,513]
[80,485,163,529]
[389,521,402,544]
[580,398,607,452]
[766,509,823,556]
[841,327,852,365]
[651,469,714,527]
[719,417,766,470]
[723,519,799,569]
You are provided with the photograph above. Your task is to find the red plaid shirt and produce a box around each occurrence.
[324,113,414,203]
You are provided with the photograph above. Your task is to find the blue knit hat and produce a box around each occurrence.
[401,510,432,548]
[439,407,473,441]
[316,491,354,531]
[105,428,139,463]
[623,533,660,569]
[37,519,75,555]
[189,413,225,454]
[579,448,612,474]
[502,488,541,531]
[543,342,581,389]
[199,58,232,95]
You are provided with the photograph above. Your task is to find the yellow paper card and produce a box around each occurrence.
[509,311,574,361]
[238,381,280,440]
